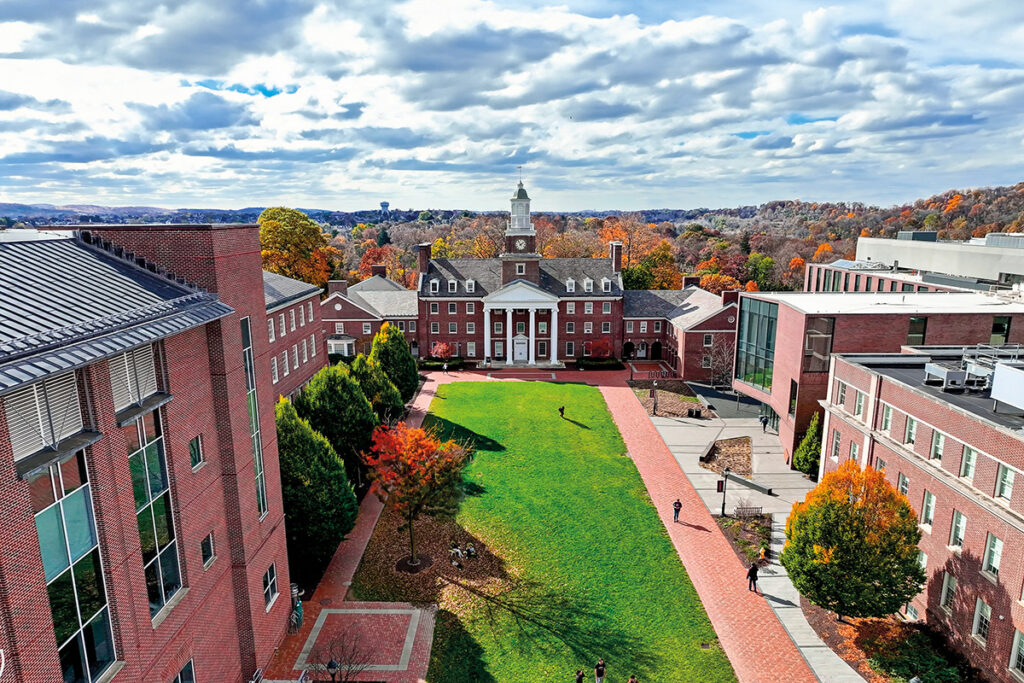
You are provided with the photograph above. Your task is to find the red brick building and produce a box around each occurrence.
[263,271,327,398]
[805,260,964,293]
[821,347,1024,683]
[0,226,290,682]
[732,291,1024,461]
[320,270,419,357]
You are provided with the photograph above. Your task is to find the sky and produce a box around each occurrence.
[1,0,1023,211]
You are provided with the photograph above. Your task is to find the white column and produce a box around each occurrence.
[550,305,558,363]
[483,305,491,360]
[528,307,536,365]
[506,308,513,363]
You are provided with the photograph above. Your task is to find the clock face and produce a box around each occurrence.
[515,238,527,250]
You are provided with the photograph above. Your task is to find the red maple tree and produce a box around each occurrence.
[431,342,454,360]
[362,423,471,565]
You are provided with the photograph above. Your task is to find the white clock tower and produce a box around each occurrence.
[501,181,540,283]
[509,181,534,234]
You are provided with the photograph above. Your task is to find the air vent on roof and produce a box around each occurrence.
[991,363,1024,414]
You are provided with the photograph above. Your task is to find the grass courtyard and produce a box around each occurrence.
[350,381,734,682]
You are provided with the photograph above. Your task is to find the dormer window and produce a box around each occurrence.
[448,279,457,293]
[466,279,475,293]
[601,278,611,293]
[566,278,575,293]
[584,278,594,293]
[430,279,439,293]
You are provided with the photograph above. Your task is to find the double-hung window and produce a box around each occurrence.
[626,321,634,333]
[949,510,966,549]
[898,473,909,496]
[983,533,1003,577]
[854,391,864,417]
[880,405,892,433]
[996,465,1015,502]
[940,572,956,612]
[973,598,991,643]
[961,447,977,481]
[929,432,944,462]
[268,318,276,342]
[584,302,593,315]
[602,302,612,314]
[831,430,841,460]
[263,564,279,609]
[904,417,917,445]
[920,490,935,527]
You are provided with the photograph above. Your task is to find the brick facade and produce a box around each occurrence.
[266,293,327,397]
[805,263,961,293]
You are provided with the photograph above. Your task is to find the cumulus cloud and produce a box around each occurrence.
[130,91,258,132]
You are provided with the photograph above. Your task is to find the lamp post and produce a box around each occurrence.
[720,466,731,517]
[326,659,339,682]
[652,380,659,415]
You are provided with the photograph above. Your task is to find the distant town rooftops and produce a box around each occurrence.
[743,290,1024,315]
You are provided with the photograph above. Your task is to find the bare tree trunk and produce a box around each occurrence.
[408,517,418,566]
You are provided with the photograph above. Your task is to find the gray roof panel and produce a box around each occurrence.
[263,270,320,310]
[419,257,622,297]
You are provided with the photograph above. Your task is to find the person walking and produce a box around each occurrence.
[594,658,606,683]
[442,361,449,375]
[747,562,760,593]
[575,670,585,683]
[558,405,565,419]
[672,498,682,523]
[759,415,768,433]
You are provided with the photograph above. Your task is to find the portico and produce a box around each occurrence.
[482,281,559,365]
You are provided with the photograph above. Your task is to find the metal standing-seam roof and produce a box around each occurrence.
[263,270,321,311]
[0,232,233,395]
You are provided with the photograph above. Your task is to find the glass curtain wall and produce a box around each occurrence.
[31,450,115,682]
[735,298,778,391]
[240,317,268,518]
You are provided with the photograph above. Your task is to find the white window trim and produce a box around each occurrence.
[448,279,457,293]
[430,279,439,293]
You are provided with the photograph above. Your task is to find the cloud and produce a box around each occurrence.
[0,90,70,112]
[130,91,257,131]
[0,136,171,164]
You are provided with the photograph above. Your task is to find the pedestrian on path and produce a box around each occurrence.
[443,361,449,375]
[759,415,769,433]
[594,659,606,683]
[747,562,760,593]
[575,670,585,683]
[558,405,565,418]
[672,498,682,523]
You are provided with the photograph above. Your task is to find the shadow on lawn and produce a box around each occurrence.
[561,417,591,430]
[428,609,496,683]
[425,416,505,452]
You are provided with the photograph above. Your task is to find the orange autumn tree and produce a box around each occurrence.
[598,213,658,268]
[744,280,759,292]
[259,207,339,287]
[780,460,925,621]
[811,242,834,262]
[699,273,742,295]
[363,423,471,566]
[788,256,805,274]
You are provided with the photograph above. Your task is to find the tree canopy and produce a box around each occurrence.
[348,354,404,425]
[792,412,822,475]
[258,207,339,287]
[781,460,925,620]
[370,322,420,403]
[275,398,358,588]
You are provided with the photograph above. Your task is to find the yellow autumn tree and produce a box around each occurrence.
[259,207,339,287]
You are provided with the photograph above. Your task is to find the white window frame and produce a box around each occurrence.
[905,416,917,445]
[466,280,475,293]
[201,533,216,569]
[940,572,956,612]
[626,321,634,333]
[409,321,416,332]
[308,301,313,322]
[302,339,308,363]
[494,341,504,357]
[566,279,575,293]
[1011,629,1024,676]
[538,321,547,334]
[930,432,944,462]
[448,302,457,314]
[701,355,711,368]
[538,341,547,357]
[601,278,611,292]
[309,333,317,356]
[263,564,279,610]
[602,321,611,333]
[983,532,1003,578]
[289,309,296,332]
[448,279,457,293]
[299,305,305,327]
[961,446,977,481]
[584,322,593,334]
[466,302,475,314]
[467,322,476,334]
[292,345,298,369]
[898,472,909,496]
[281,352,289,376]
[430,322,440,334]
[831,429,841,461]
[949,510,966,549]
[430,302,439,314]
[584,278,593,292]
[362,323,372,335]
[516,263,526,276]
[854,391,864,417]
[703,333,713,346]
[585,302,593,315]
[430,279,439,293]
[279,313,285,337]
[449,322,457,334]
[268,318,275,342]
[466,342,476,357]
[566,341,575,356]
[850,442,859,460]
[566,322,575,333]
[334,322,344,334]
[640,321,647,333]
[566,302,575,314]
[602,302,611,314]
[836,381,847,406]
[271,357,279,384]
[973,598,991,644]
[996,464,1015,502]
[921,490,935,527]
[881,404,892,433]
[654,320,662,332]
[494,321,503,334]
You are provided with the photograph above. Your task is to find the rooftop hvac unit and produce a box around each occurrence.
[991,363,1024,413]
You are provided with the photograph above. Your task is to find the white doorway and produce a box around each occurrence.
[513,335,528,362]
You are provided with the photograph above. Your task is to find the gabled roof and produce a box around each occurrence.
[263,271,320,311]
[350,290,418,317]
[350,275,407,293]
[0,232,232,395]
[622,286,728,331]
[419,257,622,297]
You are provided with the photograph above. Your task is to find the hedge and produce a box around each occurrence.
[575,357,625,370]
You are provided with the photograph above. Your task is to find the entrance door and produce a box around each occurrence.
[651,341,662,360]
[637,341,648,359]
[513,336,529,362]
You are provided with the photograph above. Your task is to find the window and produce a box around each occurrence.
[4,371,83,460]
[242,319,268,519]
[702,356,711,368]
[638,321,647,333]
[850,442,859,460]
[921,490,935,526]
[466,342,476,357]
[334,322,344,334]
[567,302,575,314]
[585,302,593,315]
[907,316,928,345]
[409,321,416,332]
[494,321,503,334]
[289,310,296,331]
[30,450,115,681]
[299,305,305,327]
[603,302,612,314]
[703,333,713,346]
[448,279,457,293]
[960,446,977,481]
[538,321,547,334]
[516,321,525,334]
[263,564,279,609]
[654,321,662,332]
[430,302,439,314]
[494,341,504,357]
[268,318,276,342]
[302,339,309,363]
[566,279,575,293]
[949,510,966,549]
[984,533,1003,578]
[584,278,593,292]
[803,316,835,372]
[109,345,158,412]
[292,345,299,369]
[854,391,864,417]
[172,661,196,683]
[898,473,909,496]
[973,598,991,643]
[449,322,457,334]
[996,464,1015,502]
[431,322,440,334]
[281,352,290,376]
[734,298,778,392]
[836,381,847,407]
[362,323,372,335]
[875,457,887,471]
[566,322,575,333]
[538,341,547,357]
[271,357,279,384]
[918,550,927,571]
[602,278,611,292]
[788,380,798,417]
[201,533,215,568]
[430,279,439,293]
[566,341,575,356]
[602,322,611,333]
[626,321,634,333]
[881,405,892,433]
[189,435,204,470]
[991,316,1011,345]
[904,417,917,445]
[584,322,593,334]
[125,409,182,617]
[448,302,457,314]
[399,321,406,331]
[279,313,285,337]
[308,301,313,322]
[466,280,476,293]
[516,263,526,276]
[467,302,475,314]
[831,430,841,460]
[930,432,944,462]
[906,604,918,620]
[467,322,476,334]
[1012,630,1024,676]
[940,572,957,611]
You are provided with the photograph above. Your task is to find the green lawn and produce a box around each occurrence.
[352,381,734,682]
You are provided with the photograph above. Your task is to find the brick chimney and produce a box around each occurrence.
[721,290,740,306]
[417,242,432,273]
[682,275,701,288]
[371,264,387,278]
[609,241,622,273]
[327,280,348,297]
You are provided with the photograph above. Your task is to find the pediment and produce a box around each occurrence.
[482,280,559,305]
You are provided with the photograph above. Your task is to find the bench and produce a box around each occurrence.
[734,505,763,518]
